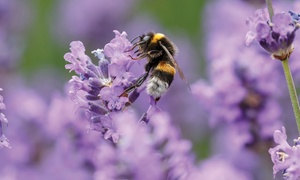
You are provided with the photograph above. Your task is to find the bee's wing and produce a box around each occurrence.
[159,41,191,91]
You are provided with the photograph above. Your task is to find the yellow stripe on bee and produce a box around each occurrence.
[151,33,165,43]
[156,62,176,75]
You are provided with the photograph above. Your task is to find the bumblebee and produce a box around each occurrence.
[121,32,189,102]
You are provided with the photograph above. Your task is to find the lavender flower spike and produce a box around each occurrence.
[64,30,138,142]
[269,126,300,179]
[0,88,10,148]
[246,9,300,60]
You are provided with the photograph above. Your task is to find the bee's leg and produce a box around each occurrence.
[124,39,144,52]
[119,72,149,97]
[128,53,148,60]
[128,50,162,60]
[124,44,138,52]
[124,40,145,52]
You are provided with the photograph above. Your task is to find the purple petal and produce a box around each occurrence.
[272,13,294,37]
[273,126,287,144]
[99,87,112,101]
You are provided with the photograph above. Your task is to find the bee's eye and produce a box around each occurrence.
[143,36,150,41]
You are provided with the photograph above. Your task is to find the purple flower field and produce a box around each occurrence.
[1,0,300,179]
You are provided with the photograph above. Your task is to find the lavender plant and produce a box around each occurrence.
[191,0,300,179]
[245,0,300,179]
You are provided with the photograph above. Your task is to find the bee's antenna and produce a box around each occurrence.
[130,35,142,43]
[125,40,147,53]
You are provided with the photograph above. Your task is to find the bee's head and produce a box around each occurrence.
[133,32,153,51]
[141,34,151,42]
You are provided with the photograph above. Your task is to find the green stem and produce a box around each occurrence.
[265,0,274,20]
[282,59,300,133]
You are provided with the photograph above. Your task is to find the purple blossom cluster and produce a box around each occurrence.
[269,127,300,179]
[65,30,132,142]
[0,88,9,149]
[64,30,161,143]
[245,8,300,60]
